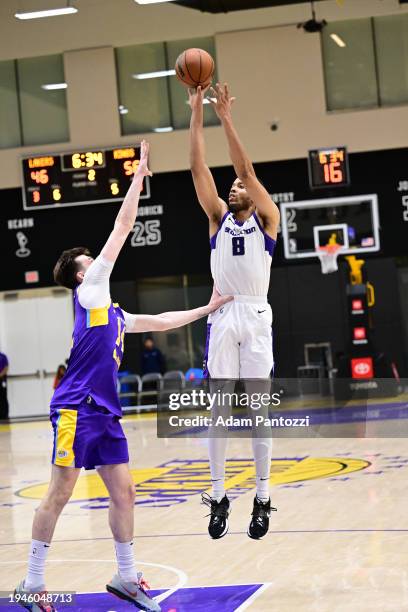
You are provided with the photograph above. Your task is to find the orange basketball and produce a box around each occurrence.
[175,48,215,88]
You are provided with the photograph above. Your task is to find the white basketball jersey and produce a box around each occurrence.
[210,212,275,297]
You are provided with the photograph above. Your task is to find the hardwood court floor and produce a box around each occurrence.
[0,414,407,611]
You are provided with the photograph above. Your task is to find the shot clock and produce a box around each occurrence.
[308,146,350,189]
[21,145,151,210]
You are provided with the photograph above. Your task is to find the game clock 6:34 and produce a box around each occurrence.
[62,151,105,170]
[21,145,151,210]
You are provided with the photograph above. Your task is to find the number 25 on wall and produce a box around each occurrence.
[131,220,161,247]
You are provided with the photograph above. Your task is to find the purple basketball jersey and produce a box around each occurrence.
[50,289,125,416]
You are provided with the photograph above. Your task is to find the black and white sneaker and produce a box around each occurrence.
[201,493,230,539]
[247,497,277,540]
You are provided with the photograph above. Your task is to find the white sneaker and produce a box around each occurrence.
[13,580,57,611]
[106,572,161,611]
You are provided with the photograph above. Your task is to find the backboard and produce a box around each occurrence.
[280,194,380,260]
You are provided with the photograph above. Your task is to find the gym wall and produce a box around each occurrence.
[0,0,408,188]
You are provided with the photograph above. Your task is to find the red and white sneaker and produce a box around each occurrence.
[106,572,161,611]
[13,580,56,611]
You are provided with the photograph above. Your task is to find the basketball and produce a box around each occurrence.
[175,48,215,88]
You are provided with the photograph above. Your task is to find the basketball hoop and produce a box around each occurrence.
[317,244,342,274]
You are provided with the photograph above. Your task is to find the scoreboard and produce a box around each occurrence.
[21,145,151,210]
[308,146,350,189]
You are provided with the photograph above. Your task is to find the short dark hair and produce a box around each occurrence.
[53,247,91,290]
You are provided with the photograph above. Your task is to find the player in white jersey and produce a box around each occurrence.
[189,83,280,540]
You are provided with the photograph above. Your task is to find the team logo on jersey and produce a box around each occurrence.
[57,449,68,459]
[225,226,255,237]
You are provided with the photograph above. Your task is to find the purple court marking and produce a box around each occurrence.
[0,584,263,611]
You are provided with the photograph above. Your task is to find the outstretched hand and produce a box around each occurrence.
[136,139,153,178]
[206,286,233,314]
[188,84,211,112]
[208,83,236,120]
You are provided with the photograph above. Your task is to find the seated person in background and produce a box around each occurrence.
[141,337,166,375]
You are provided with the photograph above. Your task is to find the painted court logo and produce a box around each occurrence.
[16,457,370,509]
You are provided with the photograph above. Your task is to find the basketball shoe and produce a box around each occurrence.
[247,496,277,539]
[13,580,56,611]
[201,492,231,539]
[106,572,161,611]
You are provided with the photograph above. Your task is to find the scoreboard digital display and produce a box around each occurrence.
[308,146,350,189]
[21,145,151,210]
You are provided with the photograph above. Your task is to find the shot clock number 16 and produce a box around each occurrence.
[308,146,350,189]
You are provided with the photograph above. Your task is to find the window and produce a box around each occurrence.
[322,14,408,111]
[321,19,378,111]
[373,14,408,106]
[0,60,21,148]
[0,53,69,149]
[116,42,172,134]
[17,54,69,146]
[116,37,218,134]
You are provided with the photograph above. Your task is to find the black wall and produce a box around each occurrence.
[1,146,408,291]
[268,258,407,377]
[1,147,407,377]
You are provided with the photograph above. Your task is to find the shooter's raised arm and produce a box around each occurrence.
[189,86,227,235]
[209,83,280,238]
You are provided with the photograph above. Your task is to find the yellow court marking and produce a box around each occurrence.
[17,467,169,501]
[15,457,369,502]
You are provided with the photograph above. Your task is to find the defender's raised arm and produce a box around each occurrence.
[72,140,152,307]
[189,86,227,233]
[101,140,152,264]
[209,83,280,238]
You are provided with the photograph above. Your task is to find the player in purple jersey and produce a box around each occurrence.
[15,141,231,612]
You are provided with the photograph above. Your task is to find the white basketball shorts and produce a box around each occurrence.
[203,295,274,379]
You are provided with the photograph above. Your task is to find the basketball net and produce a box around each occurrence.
[317,244,342,274]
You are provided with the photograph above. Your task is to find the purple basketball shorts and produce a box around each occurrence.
[50,399,129,470]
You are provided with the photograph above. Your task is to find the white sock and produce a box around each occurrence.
[208,437,228,502]
[244,379,273,502]
[252,438,272,502]
[115,540,138,583]
[25,540,50,590]
[208,380,235,502]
